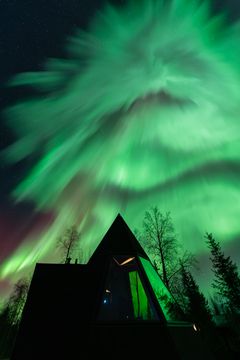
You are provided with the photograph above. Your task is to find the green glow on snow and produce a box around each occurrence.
[1,0,240,297]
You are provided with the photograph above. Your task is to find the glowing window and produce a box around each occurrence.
[97,256,159,321]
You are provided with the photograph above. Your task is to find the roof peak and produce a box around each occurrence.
[88,213,148,263]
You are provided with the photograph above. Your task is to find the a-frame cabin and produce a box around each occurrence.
[10,214,214,359]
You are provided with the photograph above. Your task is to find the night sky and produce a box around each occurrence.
[1,0,240,303]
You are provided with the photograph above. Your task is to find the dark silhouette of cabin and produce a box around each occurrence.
[10,214,214,359]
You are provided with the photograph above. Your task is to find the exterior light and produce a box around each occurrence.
[193,324,198,332]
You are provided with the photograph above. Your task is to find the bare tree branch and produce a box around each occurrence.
[57,225,81,264]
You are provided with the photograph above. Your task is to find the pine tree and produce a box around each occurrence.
[181,265,213,330]
[205,232,240,313]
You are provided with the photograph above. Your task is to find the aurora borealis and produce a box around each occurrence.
[1,0,240,301]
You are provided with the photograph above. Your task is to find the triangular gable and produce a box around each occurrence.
[89,214,183,322]
[89,214,149,264]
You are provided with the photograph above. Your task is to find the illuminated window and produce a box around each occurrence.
[98,256,159,321]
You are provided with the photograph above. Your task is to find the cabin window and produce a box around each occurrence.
[97,256,159,321]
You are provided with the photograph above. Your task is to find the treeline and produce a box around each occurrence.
[136,206,240,358]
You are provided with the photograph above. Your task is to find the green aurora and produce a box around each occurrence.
[1,0,240,296]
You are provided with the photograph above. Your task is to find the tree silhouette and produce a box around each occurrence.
[0,278,29,358]
[180,266,235,358]
[139,206,196,291]
[205,232,240,313]
[8,279,29,325]
[180,265,213,330]
[57,224,81,264]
